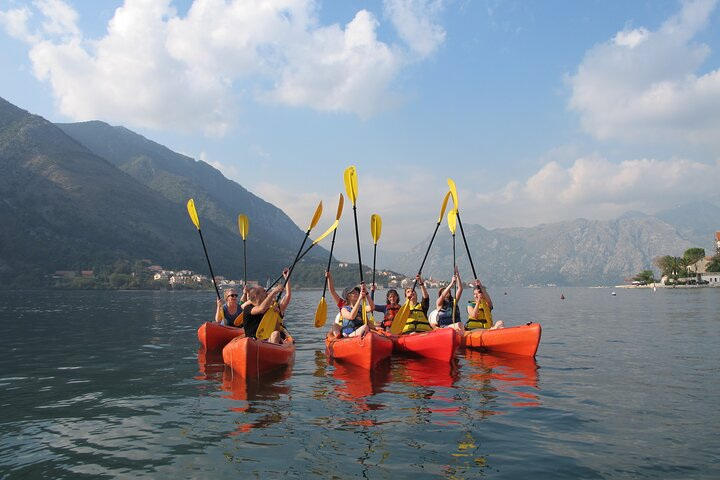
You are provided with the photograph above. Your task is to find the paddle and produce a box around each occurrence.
[447,178,478,280]
[390,191,452,334]
[231,214,250,327]
[186,199,221,301]
[255,202,325,340]
[344,166,370,325]
[448,208,458,322]
[370,214,382,301]
[314,194,345,328]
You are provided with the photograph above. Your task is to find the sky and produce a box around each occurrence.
[2,0,720,262]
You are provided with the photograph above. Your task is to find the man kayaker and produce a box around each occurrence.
[466,280,504,330]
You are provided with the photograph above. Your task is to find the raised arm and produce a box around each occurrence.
[455,268,463,301]
[279,269,292,314]
[215,298,224,323]
[326,271,343,306]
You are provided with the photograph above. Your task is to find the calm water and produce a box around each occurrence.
[1,287,718,479]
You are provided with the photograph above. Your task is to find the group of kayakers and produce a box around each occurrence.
[214,266,503,343]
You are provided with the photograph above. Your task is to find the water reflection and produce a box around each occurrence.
[463,349,541,409]
[195,347,292,434]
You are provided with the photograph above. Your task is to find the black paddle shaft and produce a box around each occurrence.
[352,204,364,283]
[197,229,221,300]
[274,231,310,302]
[412,221,441,290]
[371,244,377,301]
[243,239,247,288]
[322,229,339,298]
[456,213,478,280]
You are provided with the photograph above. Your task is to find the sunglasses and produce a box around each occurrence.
[227,294,239,298]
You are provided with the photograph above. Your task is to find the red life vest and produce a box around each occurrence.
[381,304,401,329]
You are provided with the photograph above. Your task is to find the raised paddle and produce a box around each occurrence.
[370,214,382,301]
[390,190,452,334]
[448,208,458,322]
[186,199,221,301]
[344,166,371,325]
[256,218,339,338]
[232,214,250,327]
[447,178,478,280]
[314,194,344,328]
[255,202,325,340]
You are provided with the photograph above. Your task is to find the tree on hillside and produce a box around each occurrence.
[707,254,720,273]
[683,248,705,265]
[632,270,656,284]
[653,255,683,282]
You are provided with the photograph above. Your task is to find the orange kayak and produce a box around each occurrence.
[463,323,542,356]
[197,321,245,350]
[325,331,393,370]
[383,327,460,362]
[222,334,296,379]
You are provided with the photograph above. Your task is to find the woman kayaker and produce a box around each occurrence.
[401,275,432,334]
[432,268,465,333]
[373,288,401,332]
[466,280,504,330]
[215,287,248,326]
[243,269,291,343]
[329,282,375,338]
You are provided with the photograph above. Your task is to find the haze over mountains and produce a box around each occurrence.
[1,95,717,287]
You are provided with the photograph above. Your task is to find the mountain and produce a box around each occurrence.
[56,120,328,276]
[0,96,323,287]
[388,211,718,287]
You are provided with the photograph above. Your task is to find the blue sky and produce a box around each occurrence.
[2,0,720,262]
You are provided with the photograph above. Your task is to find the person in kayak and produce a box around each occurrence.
[243,269,291,343]
[402,275,432,334]
[325,271,345,309]
[372,288,401,332]
[329,283,375,338]
[432,268,465,333]
[215,287,248,327]
[466,280,504,330]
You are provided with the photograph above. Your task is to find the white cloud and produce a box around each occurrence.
[468,155,720,229]
[567,0,720,148]
[384,0,446,57]
[1,0,446,133]
[0,6,37,42]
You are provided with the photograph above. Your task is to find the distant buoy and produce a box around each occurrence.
[611,292,616,296]
[560,294,565,300]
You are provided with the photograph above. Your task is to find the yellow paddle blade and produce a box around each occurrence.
[314,297,328,328]
[390,303,410,335]
[308,200,323,231]
[370,214,382,244]
[343,166,358,205]
[437,191,451,223]
[447,178,458,210]
[362,299,367,325]
[447,208,457,235]
[311,219,339,245]
[233,311,245,327]
[256,306,280,340]
[187,199,200,229]
[238,214,249,240]
[335,193,345,220]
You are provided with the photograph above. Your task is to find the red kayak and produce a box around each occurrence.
[325,331,393,370]
[197,321,245,350]
[463,323,542,356]
[385,327,460,362]
[222,334,296,379]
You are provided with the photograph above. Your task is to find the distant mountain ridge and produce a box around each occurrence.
[388,207,719,286]
[0,96,326,286]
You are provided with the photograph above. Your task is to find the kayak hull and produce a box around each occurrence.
[325,331,393,370]
[463,323,542,357]
[223,335,296,378]
[384,327,459,362]
[197,321,244,350]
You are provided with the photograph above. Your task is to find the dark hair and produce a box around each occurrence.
[386,289,399,302]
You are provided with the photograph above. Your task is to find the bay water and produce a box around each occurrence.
[1,287,718,479]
